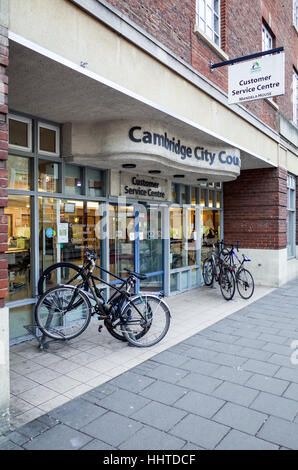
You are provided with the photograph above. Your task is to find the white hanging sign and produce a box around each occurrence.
[228,52,285,104]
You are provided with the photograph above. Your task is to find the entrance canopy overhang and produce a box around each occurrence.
[8,39,276,184]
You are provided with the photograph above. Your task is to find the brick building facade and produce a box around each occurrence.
[0,0,297,432]
[0,9,8,307]
[106,0,297,131]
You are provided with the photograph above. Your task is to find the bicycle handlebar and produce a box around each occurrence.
[218,240,240,252]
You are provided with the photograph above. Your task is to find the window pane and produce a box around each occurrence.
[9,304,33,340]
[181,185,187,204]
[202,209,220,246]
[206,6,213,27]
[109,204,135,280]
[188,208,197,266]
[171,183,179,203]
[5,195,31,302]
[199,17,206,30]
[8,155,31,190]
[39,126,57,153]
[170,272,178,291]
[214,15,219,34]
[39,198,102,285]
[287,211,294,257]
[170,207,187,269]
[9,119,29,148]
[206,26,213,40]
[200,188,207,207]
[65,165,84,195]
[38,160,60,193]
[191,187,197,205]
[191,268,198,287]
[87,168,104,197]
[181,271,188,290]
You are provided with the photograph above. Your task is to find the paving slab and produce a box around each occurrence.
[4,280,298,450]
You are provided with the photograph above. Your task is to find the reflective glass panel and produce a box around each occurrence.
[6,195,31,302]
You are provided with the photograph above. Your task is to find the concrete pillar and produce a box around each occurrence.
[0,0,9,435]
[0,306,9,433]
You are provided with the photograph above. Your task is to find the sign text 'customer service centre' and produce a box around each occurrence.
[228,52,285,104]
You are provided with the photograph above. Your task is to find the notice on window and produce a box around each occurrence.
[57,223,69,244]
[228,52,285,104]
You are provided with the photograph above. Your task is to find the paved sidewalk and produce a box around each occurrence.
[8,283,270,430]
[2,279,298,450]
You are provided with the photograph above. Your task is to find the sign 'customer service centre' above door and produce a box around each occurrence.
[120,173,168,201]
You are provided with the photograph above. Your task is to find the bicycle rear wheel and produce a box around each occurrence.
[120,294,171,347]
[236,268,254,299]
[35,285,92,340]
[219,265,236,301]
[202,258,214,286]
[38,262,88,295]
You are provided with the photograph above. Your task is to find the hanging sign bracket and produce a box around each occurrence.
[210,46,284,72]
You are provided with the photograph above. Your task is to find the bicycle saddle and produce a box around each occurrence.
[124,268,148,280]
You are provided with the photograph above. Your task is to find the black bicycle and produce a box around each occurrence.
[218,240,254,299]
[202,242,236,300]
[35,250,171,347]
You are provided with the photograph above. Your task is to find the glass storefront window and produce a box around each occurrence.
[39,198,102,285]
[170,207,187,269]
[38,160,60,193]
[216,192,221,208]
[8,155,31,190]
[9,115,32,151]
[5,195,31,302]
[65,165,84,195]
[87,168,104,197]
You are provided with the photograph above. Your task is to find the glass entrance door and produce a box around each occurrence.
[138,203,163,292]
[109,204,135,280]
[109,202,164,292]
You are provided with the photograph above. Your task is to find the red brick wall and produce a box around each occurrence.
[104,0,297,130]
[226,0,296,129]
[0,25,8,307]
[223,167,287,250]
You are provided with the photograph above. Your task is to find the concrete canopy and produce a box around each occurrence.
[8,40,274,184]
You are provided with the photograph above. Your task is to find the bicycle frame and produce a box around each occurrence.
[220,241,251,272]
[64,259,152,323]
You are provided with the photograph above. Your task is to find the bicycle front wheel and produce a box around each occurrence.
[120,294,171,347]
[219,266,236,301]
[35,285,92,340]
[236,268,254,299]
[203,258,214,286]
